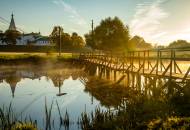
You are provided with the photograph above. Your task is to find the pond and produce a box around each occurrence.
[0,62,109,130]
[0,61,190,129]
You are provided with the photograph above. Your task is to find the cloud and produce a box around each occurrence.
[130,0,169,44]
[69,28,78,33]
[52,0,87,26]
[151,32,167,39]
[160,28,190,44]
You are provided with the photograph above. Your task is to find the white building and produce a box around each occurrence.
[16,32,51,46]
[34,36,51,46]
[0,14,51,46]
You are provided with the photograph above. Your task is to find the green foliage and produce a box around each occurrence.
[168,40,190,48]
[85,17,130,51]
[14,123,37,130]
[4,30,21,45]
[169,82,190,116]
[0,103,37,130]
[50,26,85,49]
[129,35,153,50]
[71,32,85,47]
[148,117,190,129]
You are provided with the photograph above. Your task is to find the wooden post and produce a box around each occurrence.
[123,52,125,73]
[132,52,134,72]
[138,51,140,69]
[156,50,159,75]
[170,50,173,77]
[143,51,145,74]
[160,51,162,72]
[148,50,150,70]
[174,51,176,73]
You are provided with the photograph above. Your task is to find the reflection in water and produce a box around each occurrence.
[0,62,189,129]
[0,63,85,98]
[0,63,102,130]
[82,63,190,129]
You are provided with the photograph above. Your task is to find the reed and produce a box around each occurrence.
[0,103,37,130]
[56,100,70,129]
[44,98,54,130]
[1,92,190,130]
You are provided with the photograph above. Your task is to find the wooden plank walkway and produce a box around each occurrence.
[79,48,190,82]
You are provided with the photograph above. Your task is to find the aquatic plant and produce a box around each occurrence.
[0,103,37,130]
[44,98,53,130]
[56,100,70,129]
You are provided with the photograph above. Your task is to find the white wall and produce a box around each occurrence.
[35,40,50,46]
[16,35,35,45]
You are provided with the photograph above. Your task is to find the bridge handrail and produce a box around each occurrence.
[79,47,190,61]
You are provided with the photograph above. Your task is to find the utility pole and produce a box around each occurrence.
[59,26,62,57]
[91,20,94,46]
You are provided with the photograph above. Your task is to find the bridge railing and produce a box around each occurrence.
[79,48,190,82]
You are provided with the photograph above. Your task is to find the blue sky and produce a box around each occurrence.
[0,0,190,45]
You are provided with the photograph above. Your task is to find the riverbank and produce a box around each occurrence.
[0,52,79,65]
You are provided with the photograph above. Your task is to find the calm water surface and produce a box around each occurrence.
[0,63,107,130]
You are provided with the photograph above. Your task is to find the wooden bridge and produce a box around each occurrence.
[79,48,190,83]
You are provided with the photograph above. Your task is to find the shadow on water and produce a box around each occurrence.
[0,61,190,129]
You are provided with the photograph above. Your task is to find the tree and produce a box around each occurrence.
[85,17,130,51]
[4,30,21,45]
[129,35,153,50]
[50,27,85,49]
[49,26,63,47]
[62,33,72,47]
[71,32,85,47]
[168,40,190,48]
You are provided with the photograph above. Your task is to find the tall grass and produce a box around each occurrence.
[55,100,70,129]
[44,98,53,130]
[0,103,37,130]
[1,97,190,130]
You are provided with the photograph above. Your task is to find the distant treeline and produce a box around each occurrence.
[156,40,190,49]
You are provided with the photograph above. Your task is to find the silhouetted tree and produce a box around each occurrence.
[129,35,153,50]
[85,17,130,51]
[50,27,85,49]
[71,32,85,47]
[4,30,21,45]
[168,40,190,48]
[49,26,63,47]
[62,33,72,47]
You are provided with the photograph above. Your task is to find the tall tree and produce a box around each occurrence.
[85,17,130,51]
[49,26,63,47]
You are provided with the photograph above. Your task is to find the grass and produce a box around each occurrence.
[1,99,190,130]
[0,53,80,66]
[44,99,71,130]
[14,123,37,130]
[147,117,190,129]
[0,103,37,130]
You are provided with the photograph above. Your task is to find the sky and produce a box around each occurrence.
[0,0,190,45]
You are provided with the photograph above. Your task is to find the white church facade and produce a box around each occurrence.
[0,14,51,46]
[16,32,51,46]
